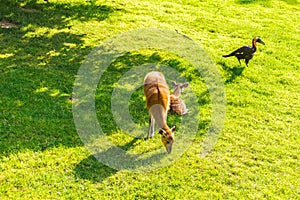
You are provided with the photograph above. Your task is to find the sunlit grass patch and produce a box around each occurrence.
[0,0,299,199]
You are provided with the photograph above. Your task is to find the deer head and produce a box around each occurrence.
[171,81,189,97]
[159,125,176,153]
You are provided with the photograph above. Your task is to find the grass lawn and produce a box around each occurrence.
[0,0,299,199]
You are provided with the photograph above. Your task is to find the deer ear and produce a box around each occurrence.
[183,82,189,88]
[171,125,176,132]
[171,81,177,87]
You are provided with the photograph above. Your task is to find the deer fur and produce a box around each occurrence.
[169,81,189,115]
[144,71,176,153]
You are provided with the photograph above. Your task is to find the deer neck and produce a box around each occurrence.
[149,104,168,128]
[172,87,181,97]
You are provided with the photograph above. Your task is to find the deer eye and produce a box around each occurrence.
[166,141,170,144]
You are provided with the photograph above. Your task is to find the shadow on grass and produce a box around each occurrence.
[0,0,121,156]
[235,0,271,3]
[218,61,245,83]
[74,136,165,181]
[235,0,298,4]
[75,150,166,182]
[2,0,117,26]
[93,147,166,171]
[75,155,117,183]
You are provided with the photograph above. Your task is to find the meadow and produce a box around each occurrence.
[0,0,299,199]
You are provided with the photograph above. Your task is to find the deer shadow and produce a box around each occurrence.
[74,155,117,183]
[75,137,139,182]
[74,136,166,182]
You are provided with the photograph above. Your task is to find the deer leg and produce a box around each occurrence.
[147,115,155,139]
[150,115,155,138]
[146,116,151,139]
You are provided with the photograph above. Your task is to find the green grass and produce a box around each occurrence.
[1,0,299,199]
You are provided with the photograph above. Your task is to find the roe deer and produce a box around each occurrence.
[144,71,176,153]
[169,81,189,115]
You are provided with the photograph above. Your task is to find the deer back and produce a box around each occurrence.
[144,72,170,112]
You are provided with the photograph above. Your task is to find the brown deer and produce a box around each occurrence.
[144,71,176,153]
[169,81,189,115]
